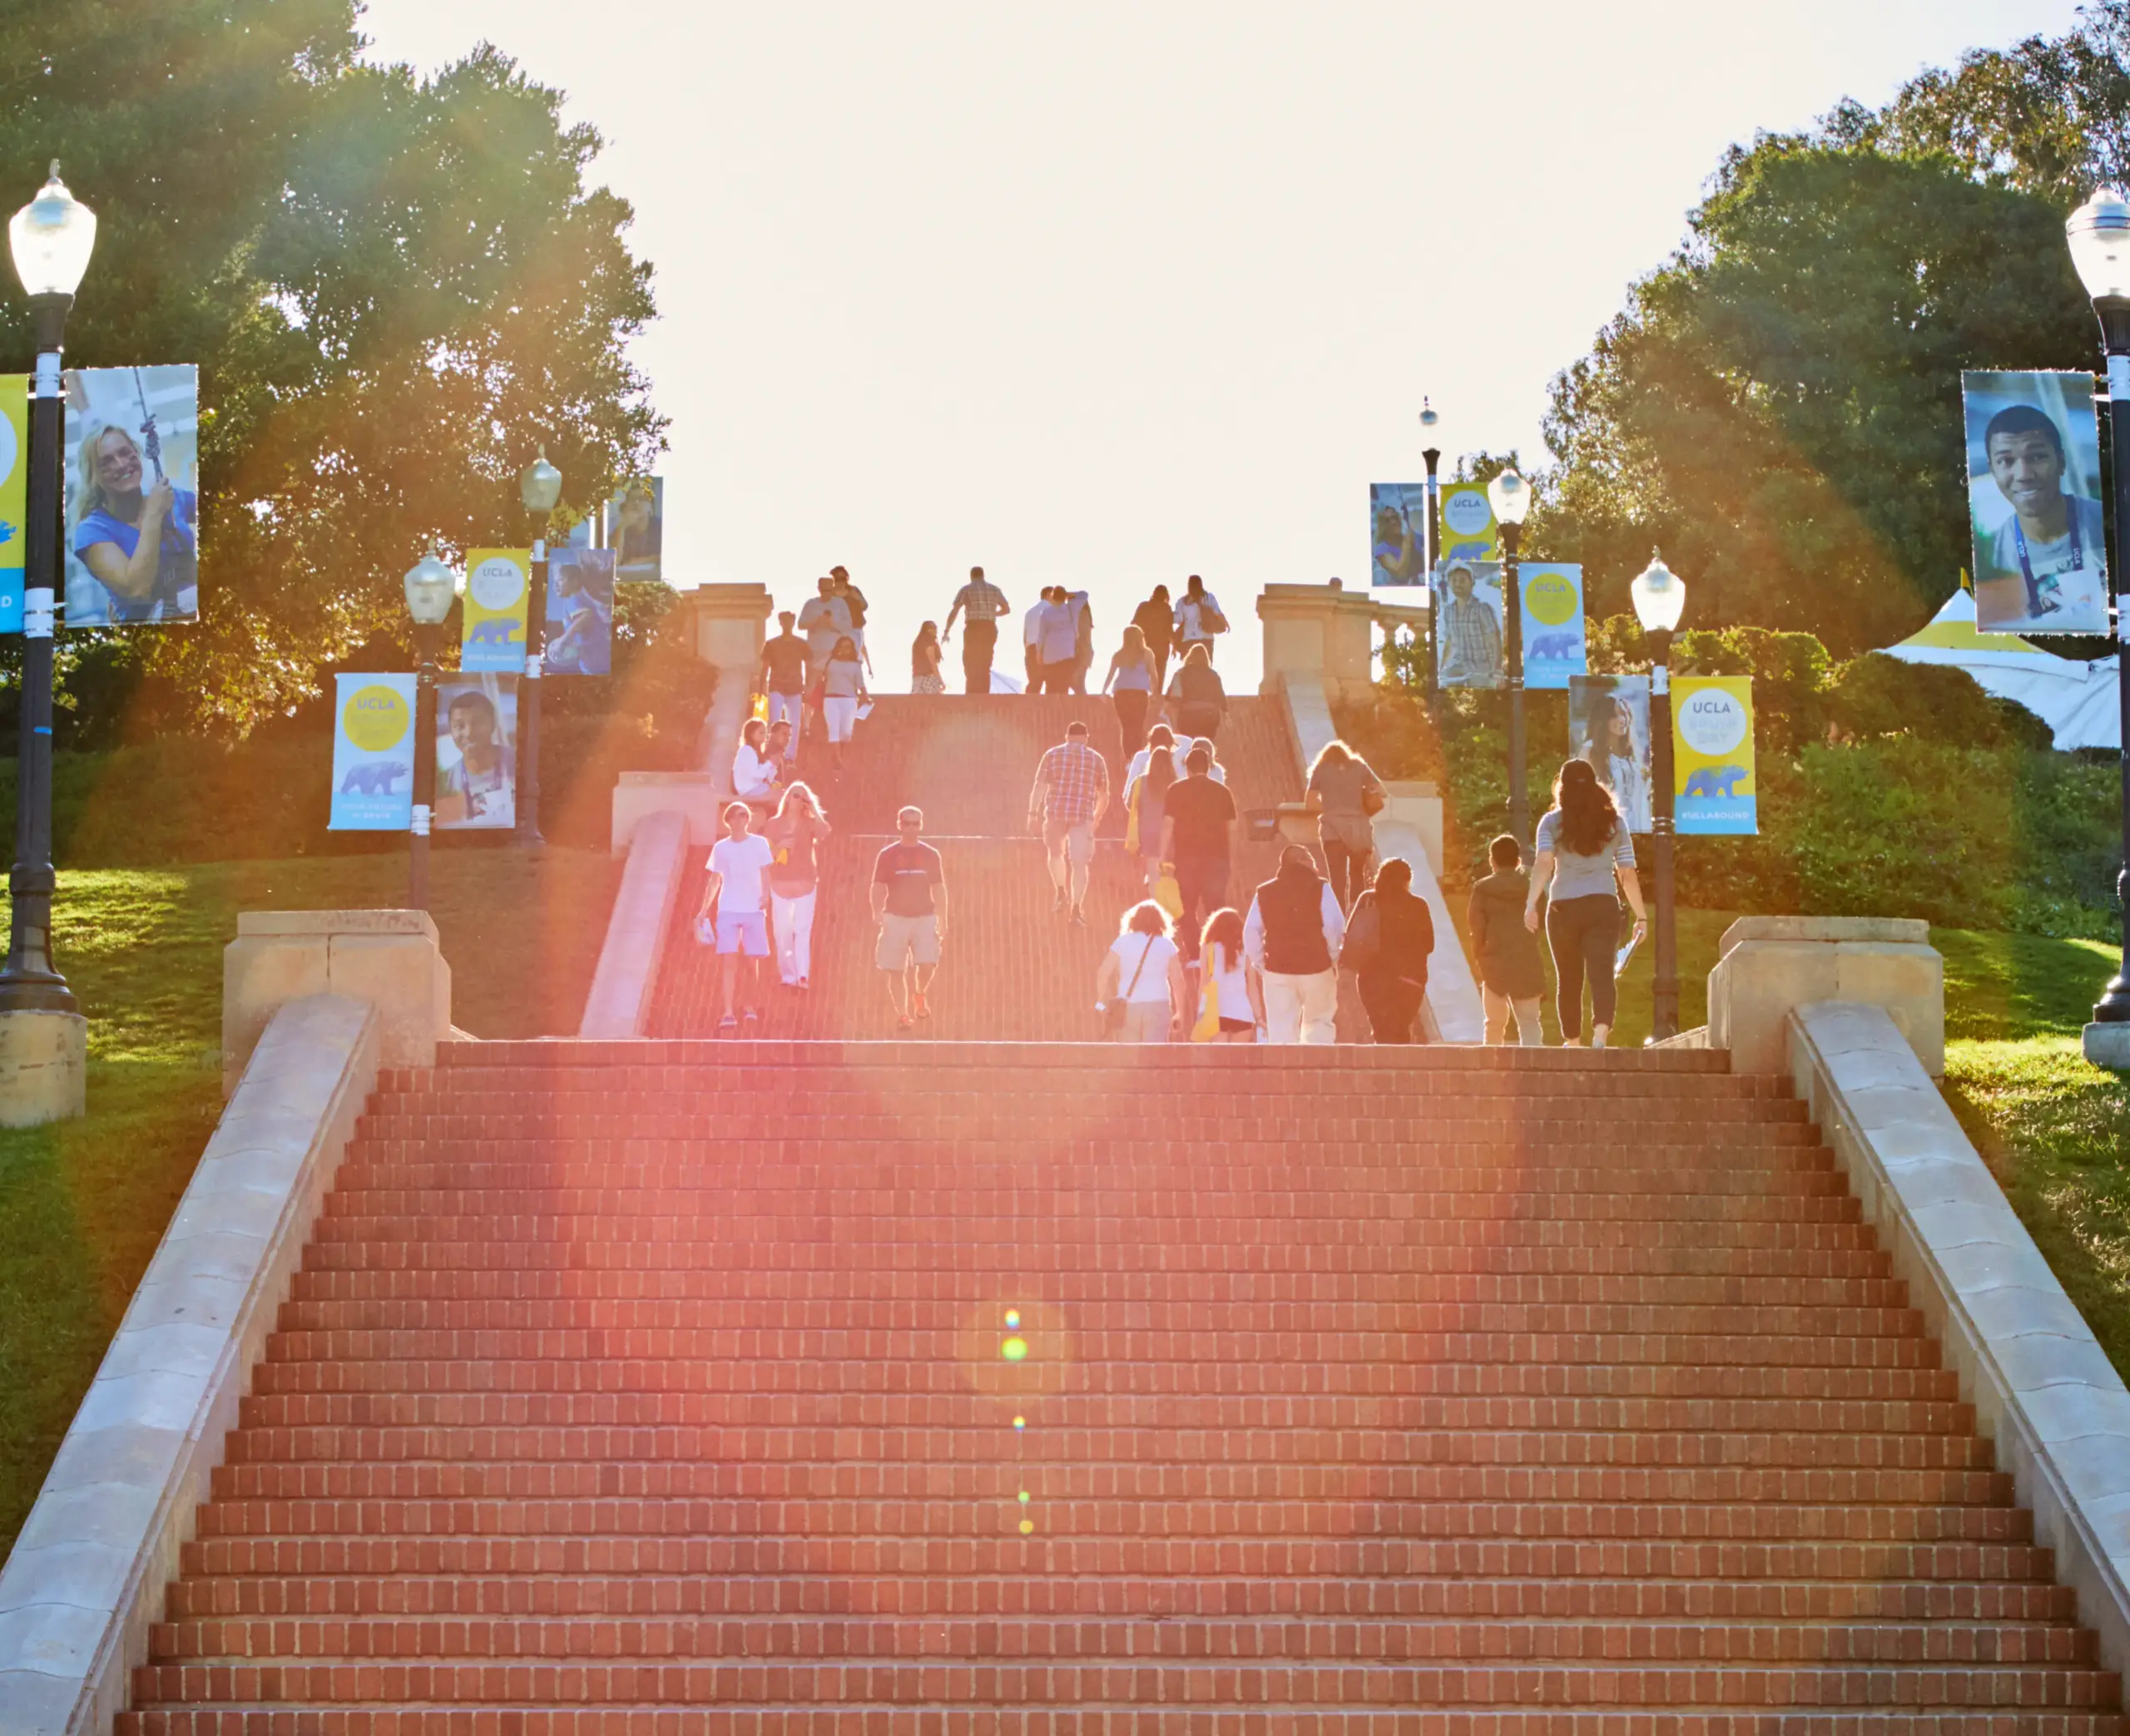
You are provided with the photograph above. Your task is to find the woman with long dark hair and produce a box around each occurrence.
[1524,759,1646,1048]
[911,621,945,694]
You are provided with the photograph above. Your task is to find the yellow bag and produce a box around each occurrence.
[1123,776,1142,855]
[1191,973,1221,1042]
[1152,868,1182,919]
[749,691,770,723]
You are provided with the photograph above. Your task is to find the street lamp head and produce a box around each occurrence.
[1631,547,1687,633]
[2067,187,2130,307]
[403,545,460,626]
[9,162,97,301]
[520,446,563,515]
[1419,397,1440,433]
[1486,467,1531,527]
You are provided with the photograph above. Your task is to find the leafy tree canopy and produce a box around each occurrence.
[1538,3,2123,654]
[0,0,663,733]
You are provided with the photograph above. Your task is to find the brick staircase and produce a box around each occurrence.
[650,695,1302,1041]
[123,1041,2123,1734]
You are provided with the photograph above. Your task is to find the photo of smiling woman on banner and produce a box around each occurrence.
[64,364,200,626]
[1962,369,2110,636]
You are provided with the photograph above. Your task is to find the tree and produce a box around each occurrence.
[0,2,662,734]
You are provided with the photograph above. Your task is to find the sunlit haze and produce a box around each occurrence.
[361,0,2083,690]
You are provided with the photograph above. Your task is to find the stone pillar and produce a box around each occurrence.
[1256,581,1424,706]
[223,910,452,1095]
[0,1009,87,1126]
[683,582,775,671]
[1708,916,1944,1076]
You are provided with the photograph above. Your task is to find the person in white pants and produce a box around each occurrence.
[1243,846,1345,1045]
[820,636,867,770]
[762,781,830,990]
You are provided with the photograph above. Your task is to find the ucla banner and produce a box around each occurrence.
[1673,675,1757,835]
[1518,562,1585,690]
[0,375,25,631]
[1437,482,1498,564]
[1369,484,1429,586]
[329,673,416,831]
[462,548,531,671]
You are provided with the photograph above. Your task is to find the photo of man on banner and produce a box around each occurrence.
[434,675,518,829]
[1962,369,2111,636]
[1434,560,1504,688]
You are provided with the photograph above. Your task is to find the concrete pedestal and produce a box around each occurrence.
[2083,1021,2130,1071]
[0,1007,87,1125]
[1256,581,1424,707]
[224,910,451,1095]
[1708,916,1944,1076]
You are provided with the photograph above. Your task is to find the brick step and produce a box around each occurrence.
[145,1612,2102,1665]
[127,1657,2123,1709]
[161,1573,2078,1624]
[280,1272,1914,1312]
[206,1462,2018,1508]
[225,1422,1991,1471]
[189,1495,2036,1546]
[111,1706,2130,1736]
[273,1300,1925,1338]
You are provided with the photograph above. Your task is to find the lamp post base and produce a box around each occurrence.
[2084,1020,2130,1072]
[0,1007,85,1125]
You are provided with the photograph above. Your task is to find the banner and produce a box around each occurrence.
[62,364,200,626]
[462,548,530,672]
[0,376,25,631]
[1568,673,1653,835]
[1962,369,2111,636]
[435,674,518,830]
[1370,483,1429,586]
[606,477,663,582]
[1434,560,1505,689]
[1437,482,1498,564]
[1518,561,1586,690]
[1674,675,1757,835]
[329,674,416,831]
[546,547,614,675]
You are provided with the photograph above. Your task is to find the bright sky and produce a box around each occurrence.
[361,0,2083,691]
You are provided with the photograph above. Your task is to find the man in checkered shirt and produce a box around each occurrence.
[1438,561,1504,688]
[943,565,1011,695]
[1028,720,1111,926]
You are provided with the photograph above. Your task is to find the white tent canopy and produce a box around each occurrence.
[1880,590,2120,752]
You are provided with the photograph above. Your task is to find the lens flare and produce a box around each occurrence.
[1013,1415,1026,1431]
[1000,1336,1028,1362]
[1018,1490,1030,1504]
[1004,1309,1021,1329]
[1018,1518,1034,1535]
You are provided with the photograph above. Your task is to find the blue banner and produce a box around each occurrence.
[329,673,416,831]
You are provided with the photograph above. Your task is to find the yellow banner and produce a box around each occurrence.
[462,547,530,672]
[0,376,25,631]
[1672,675,1756,835]
[1436,483,1499,564]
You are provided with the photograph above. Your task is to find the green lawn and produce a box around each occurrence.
[0,848,621,1562]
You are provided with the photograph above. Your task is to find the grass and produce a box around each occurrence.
[0,848,621,1563]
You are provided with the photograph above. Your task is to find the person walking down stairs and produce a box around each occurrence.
[697,800,775,1036]
[1244,844,1344,1045]
[759,610,808,731]
[820,636,867,772]
[1527,757,1647,1050]
[1028,719,1110,927]
[762,781,830,992]
[942,564,1009,694]
[870,804,947,1031]
[1469,831,1547,1044]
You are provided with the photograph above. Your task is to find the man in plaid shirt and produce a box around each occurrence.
[1438,562,1504,688]
[943,565,1011,695]
[1028,720,1110,926]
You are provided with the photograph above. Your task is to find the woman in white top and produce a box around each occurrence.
[731,717,783,804]
[1094,900,1188,1042]
[1196,906,1261,1041]
[820,636,868,770]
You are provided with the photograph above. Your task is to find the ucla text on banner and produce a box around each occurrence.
[1674,675,1756,836]
[546,547,615,675]
[1436,482,1498,564]
[329,673,416,831]
[1369,484,1429,586]
[0,375,26,631]
[63,364,201,627]
[1518,562,1586,690]
[462,548,531,671]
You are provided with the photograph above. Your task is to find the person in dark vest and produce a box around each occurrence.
[1242,844,1345,1044]
[1341,857,1435,1043]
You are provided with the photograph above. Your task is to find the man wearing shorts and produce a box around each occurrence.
[759,611,809,731]
[700,800,775,1036]
[872,806,948,1031]
[1028,719,1110,927]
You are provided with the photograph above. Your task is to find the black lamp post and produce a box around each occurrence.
[1420,398,1442,696]
[0,165,96,1017]
[1632,548,1687,1043]
[2066,188,2130,1040]
[403,547,458,911]
[517,448,562,848]
[1488,467,1533,848]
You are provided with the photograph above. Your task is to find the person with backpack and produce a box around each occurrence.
[1526,758,1647,1049]
[1305,739,1387,911]
[1095,900,1188,1042]
[1173,574,1229,665]
[1242,845,1345,1045]
[1165,641,1227,744]
[1468,833,1547,1044]
[1341,857,1435,1043]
